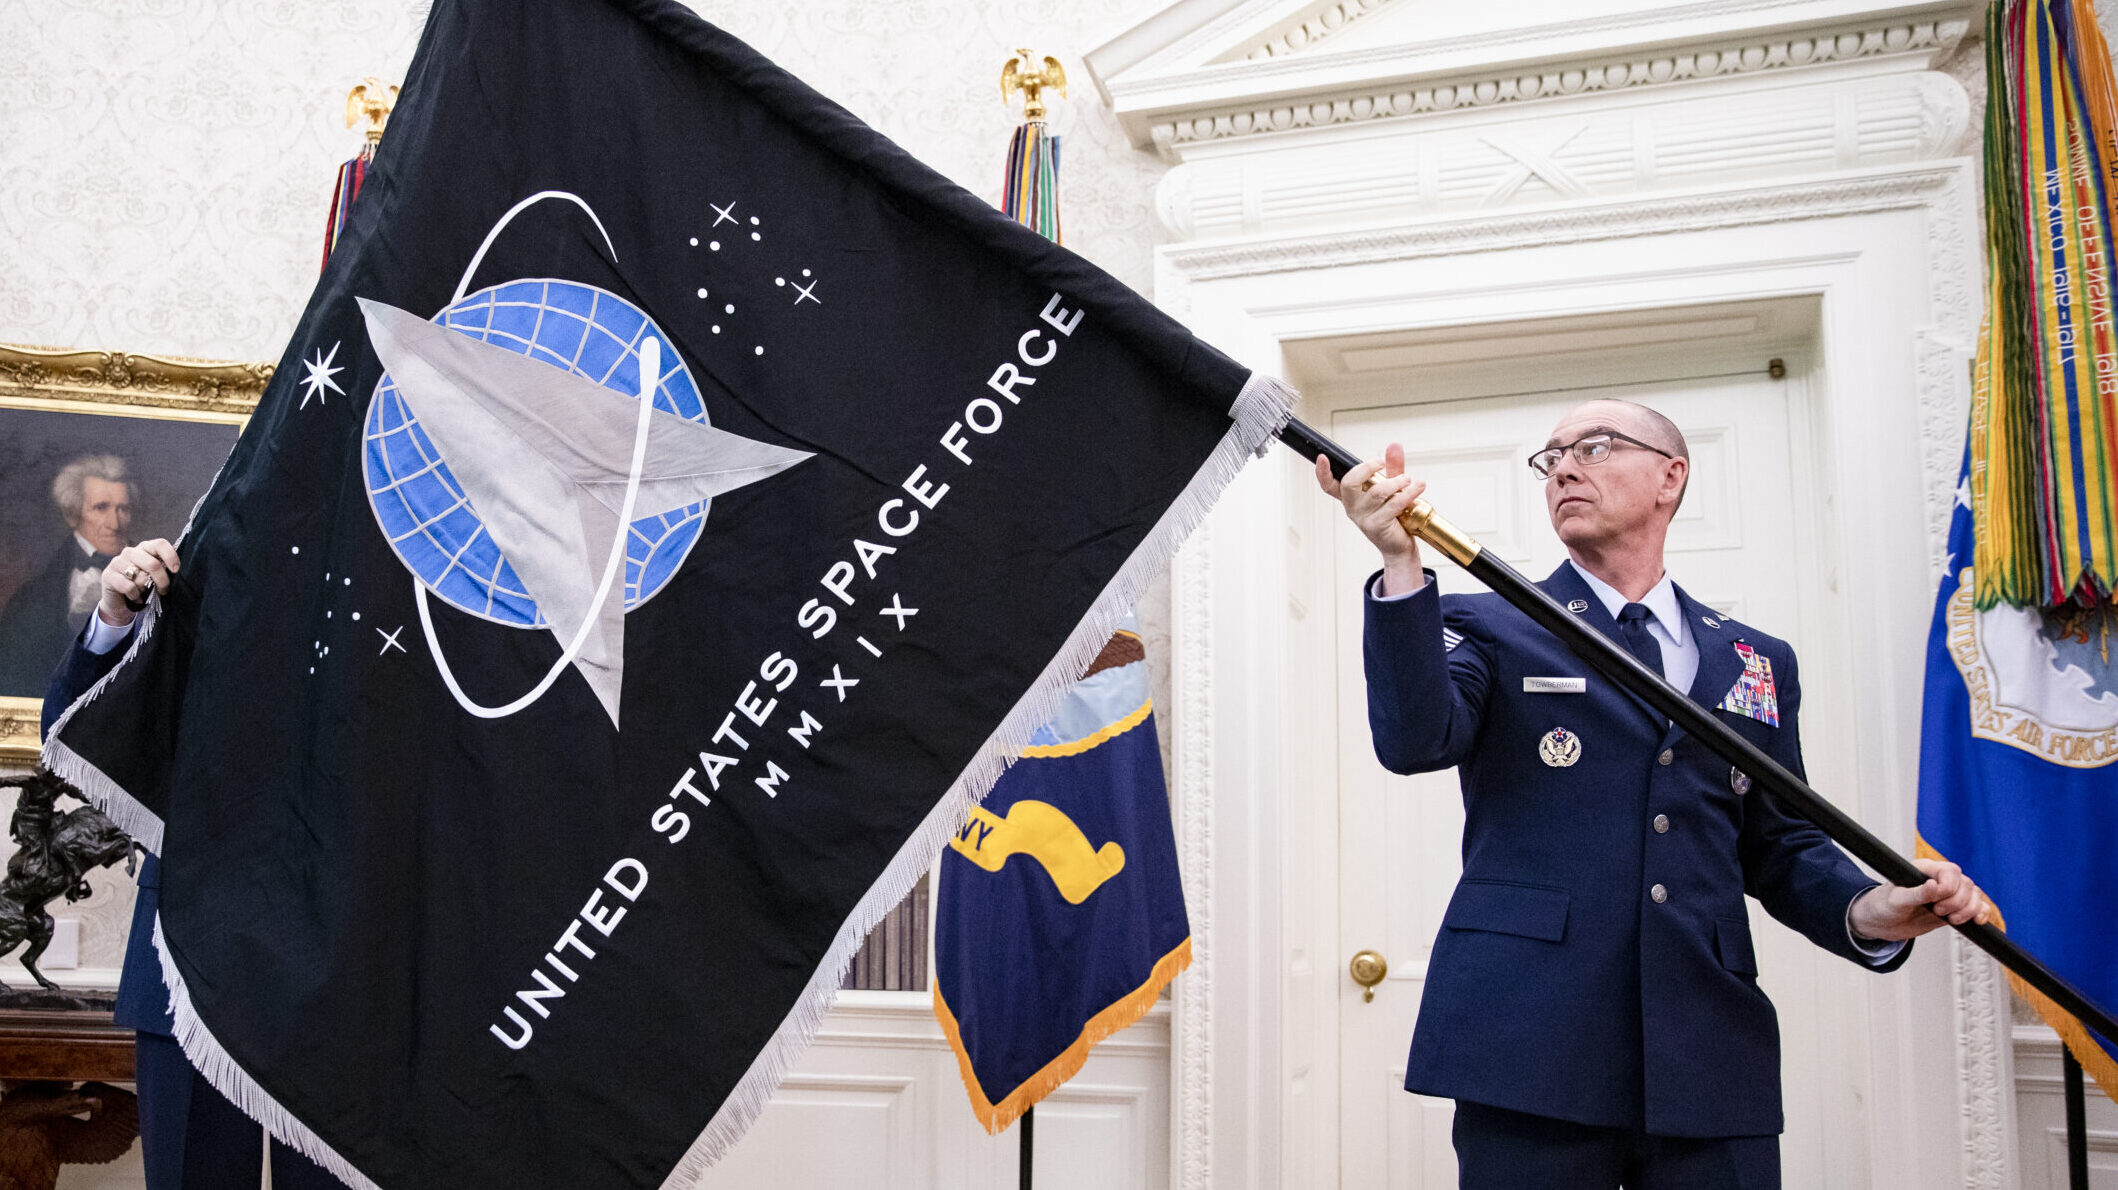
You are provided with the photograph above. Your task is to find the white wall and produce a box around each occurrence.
[0,0,1170,358]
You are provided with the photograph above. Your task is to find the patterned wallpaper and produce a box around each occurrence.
[0,0,1167,359]
[0,0,1179,975]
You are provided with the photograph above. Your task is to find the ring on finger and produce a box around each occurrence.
[122,564,140,582]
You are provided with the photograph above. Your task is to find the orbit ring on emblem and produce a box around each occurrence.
[1539,726,1582,767]
[392,191,646,722]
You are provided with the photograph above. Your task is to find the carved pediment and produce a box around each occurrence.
[1085,0,1978,156]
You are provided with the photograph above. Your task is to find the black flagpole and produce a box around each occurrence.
[1019,1105,1034,1190]
[1278,416,2118,1047]
[2064,1049,2089,1190]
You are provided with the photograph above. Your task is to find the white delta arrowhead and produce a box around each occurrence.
[358,297,811,726]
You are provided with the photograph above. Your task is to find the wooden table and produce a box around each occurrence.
[0,1007,134,1082]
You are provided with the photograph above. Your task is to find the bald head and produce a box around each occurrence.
[1541,399,1691,556]
[1548,399,1689,510]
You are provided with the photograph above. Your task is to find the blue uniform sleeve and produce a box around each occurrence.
[40,620,135,740]
[1362,570,1493,774]
[1737,648,1911,972]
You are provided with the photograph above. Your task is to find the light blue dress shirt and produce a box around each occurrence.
[82,608,131,654]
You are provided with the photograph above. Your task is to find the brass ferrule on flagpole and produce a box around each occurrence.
[1399,500,1481,568]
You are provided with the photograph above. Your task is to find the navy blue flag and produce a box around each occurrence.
[41,1,1290,1184]
[1918,457,2118,1100]
[933,621,1190,1130]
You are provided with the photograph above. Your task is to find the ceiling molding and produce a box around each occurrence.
[1154,16,1967,157]
[1089,0,1980,153]
[1132,0,1878,89]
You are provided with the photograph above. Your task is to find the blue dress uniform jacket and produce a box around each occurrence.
[1364,562,1909,1139]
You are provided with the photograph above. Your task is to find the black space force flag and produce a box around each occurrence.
[43,1,1288,1186]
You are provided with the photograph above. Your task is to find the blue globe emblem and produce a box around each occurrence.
[362,279,710,627]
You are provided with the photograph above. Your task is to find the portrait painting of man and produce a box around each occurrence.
[0,406,237,699]
[0,454,139,691]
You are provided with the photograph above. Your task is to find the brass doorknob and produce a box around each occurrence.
[1349,949,1388,1002]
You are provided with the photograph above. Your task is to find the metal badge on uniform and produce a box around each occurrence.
[1718,642,1781,727]
[1730,767,1752,795]
[1566,599,1590,614]
[1539,726,1582,767]
[1523,676,1587,694]
[1702,615,1722,629]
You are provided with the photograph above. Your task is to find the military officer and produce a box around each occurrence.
[1317,399,1989,1190]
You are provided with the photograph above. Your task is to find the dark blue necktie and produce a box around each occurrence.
[1617,602,1664,677]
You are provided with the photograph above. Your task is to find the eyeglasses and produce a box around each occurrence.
[1527,431,1676,478]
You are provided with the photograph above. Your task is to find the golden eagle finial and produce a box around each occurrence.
[345,77,400,146]
[1000,49,1066,121]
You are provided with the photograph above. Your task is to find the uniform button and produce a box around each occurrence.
[1650,883,1668,904]
[1652,814,1670,834]
[1658,749,1674,766]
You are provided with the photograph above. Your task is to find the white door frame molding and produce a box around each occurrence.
[1160,158,2014,1189]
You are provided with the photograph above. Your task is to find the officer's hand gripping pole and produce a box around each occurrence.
[1278,416,2118,1047]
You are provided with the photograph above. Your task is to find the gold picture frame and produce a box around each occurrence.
[0,343,271,763]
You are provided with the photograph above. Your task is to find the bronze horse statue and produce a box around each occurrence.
[0,772,136,992]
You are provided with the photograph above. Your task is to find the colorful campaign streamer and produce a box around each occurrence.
[1001,121,1062,246]
[1973,0,2118,611]
[319,146,371,270]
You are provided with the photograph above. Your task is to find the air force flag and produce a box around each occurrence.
[1918,462,2118,1099]
[41,0,1290,1184]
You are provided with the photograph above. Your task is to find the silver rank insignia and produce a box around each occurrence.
[1566,599,1590,614]
[1730,767,1751,795]
[1540,726,1582,767]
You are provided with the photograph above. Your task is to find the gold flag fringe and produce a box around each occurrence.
[934,936,1193,1134]
[1919,838,2118,1103]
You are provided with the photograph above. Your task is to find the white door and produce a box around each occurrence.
[1329,367,1866,1188]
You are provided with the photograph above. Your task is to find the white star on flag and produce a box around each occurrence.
[300,341,346,409]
